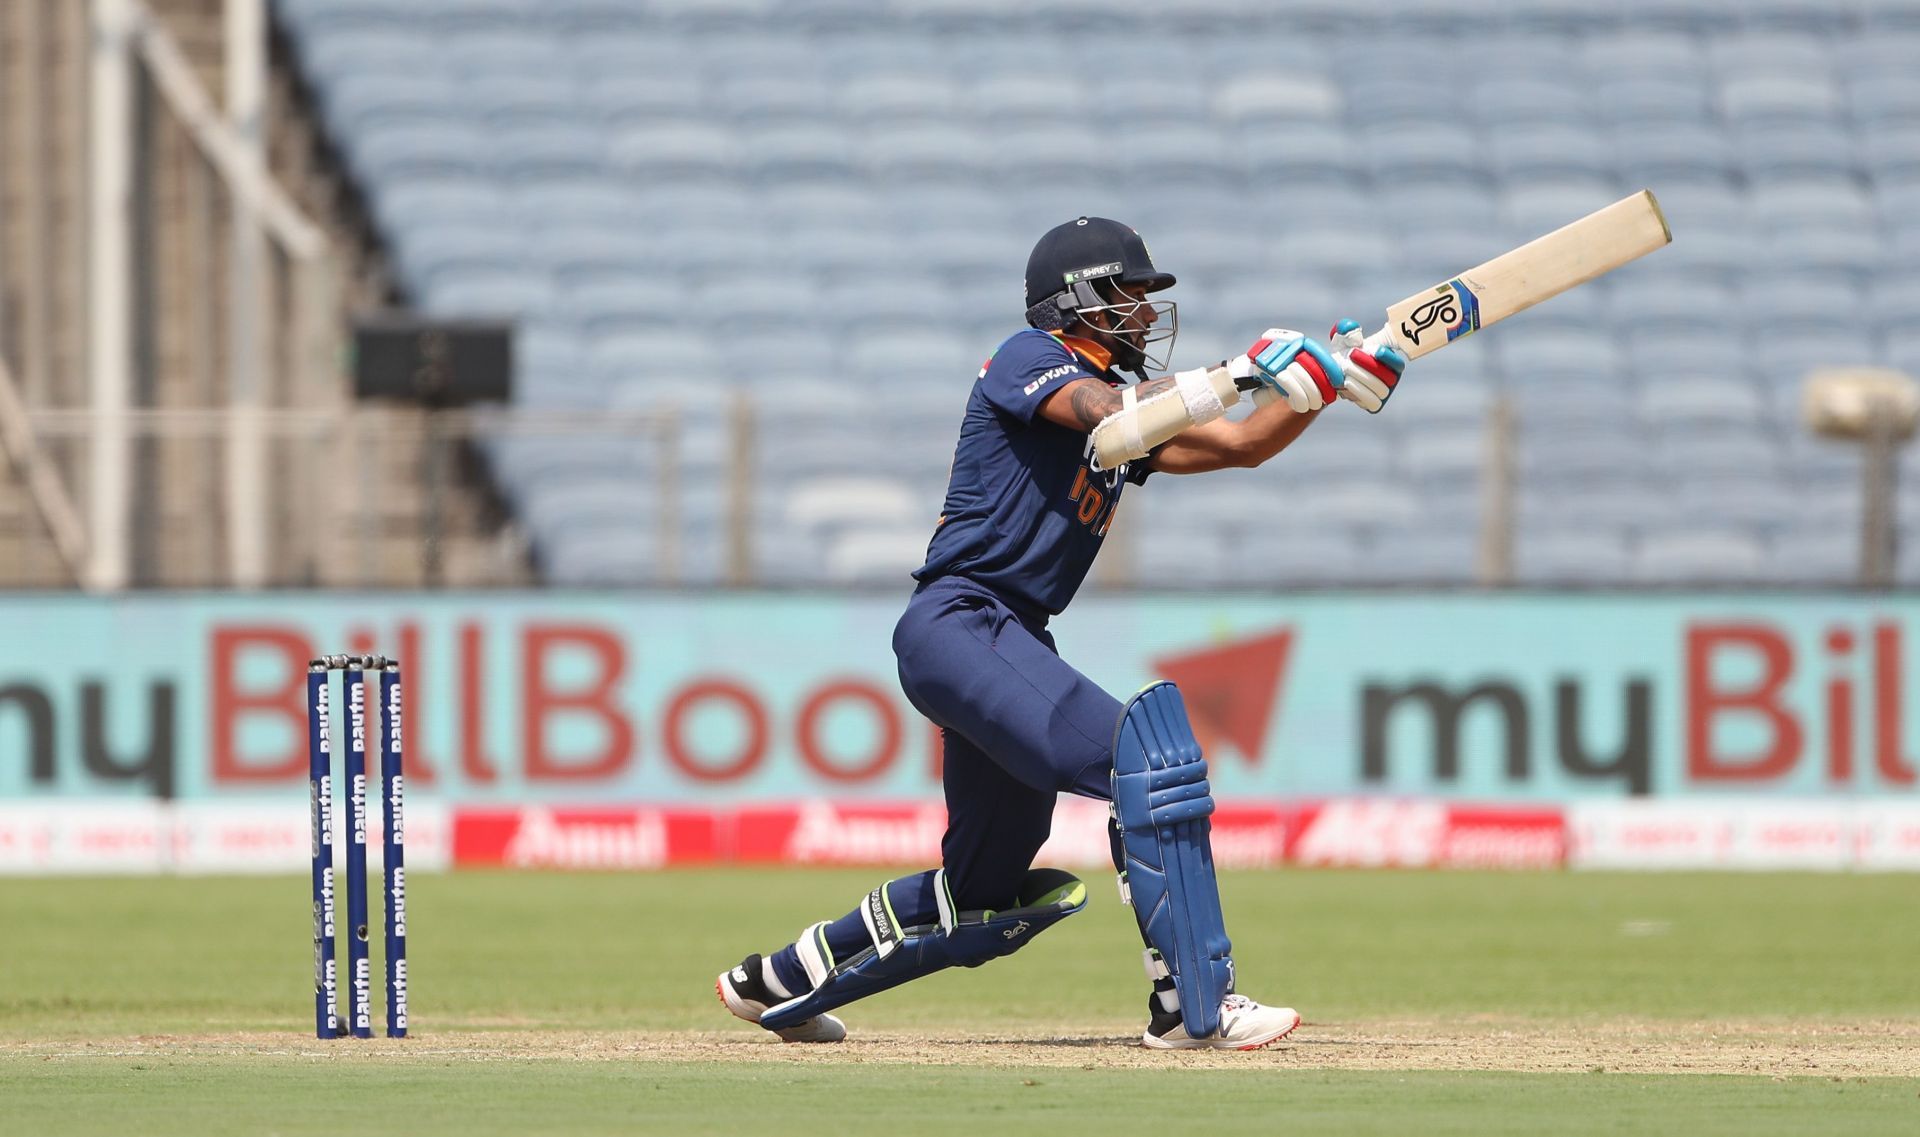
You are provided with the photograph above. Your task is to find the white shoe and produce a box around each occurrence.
[716,954,846,1043]
[1142,992,1300,1051]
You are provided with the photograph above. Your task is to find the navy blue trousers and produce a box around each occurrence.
[767,576,1128,992]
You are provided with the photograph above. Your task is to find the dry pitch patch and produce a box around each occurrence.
[9,1020,1917,1079]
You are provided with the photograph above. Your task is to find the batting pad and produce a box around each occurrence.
[1112,681,1235,1039]
[759,869,1087,1032]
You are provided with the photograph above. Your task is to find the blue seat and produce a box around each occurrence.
[1348,82,1464,129]
[510,179,644,227]
[321,73,463,132]
[738,125,858,184]
[1718,75,1843,128]
[348,124,487,180]
[1211,75,1342,126]
[1576,31,1705,77]
[1739,123,1862,181]
[1367,123,1482,184]
[1501,179,1628,238]
[1866,127,1920,183]
[393,223,531,284]
[609,124,739,181]
[1595,78,1712,126]
[1872,273,1920,333]
[1751,180,1875,232]
[1849,76,1920,130]
[1515,527,1633,584]
[298,30,447,82]
[710,74,835,124]
[589,330,716,387]
[1125,126,1237,185]
[542,532,662,587]
[835,73,959,126]
[964,75,1089,127]
[864,124,990,185]
[568,34,704,79]
[422,270,554,319]
[1633,529,1767,583]
[1236,123,1360,187]
[471,75,582,125]
[1608,279,1735,338]
[1472,78,1595,128]
[1615,123,1737,186]
[491,126,610,182]
[1488,126,1615,182]
[586,75,709,127]
[1492,327,1623,382]
[1708,32,1835,79]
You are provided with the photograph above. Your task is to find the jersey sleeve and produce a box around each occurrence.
[978,333,1098,425]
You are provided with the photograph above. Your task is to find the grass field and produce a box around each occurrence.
[4,868,1918,1135]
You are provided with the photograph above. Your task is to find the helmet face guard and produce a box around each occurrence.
[1055,276,1178,375]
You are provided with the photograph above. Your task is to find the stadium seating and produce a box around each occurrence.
[271,0,1920,588]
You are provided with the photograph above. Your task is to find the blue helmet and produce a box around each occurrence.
[1024,216,1178,377]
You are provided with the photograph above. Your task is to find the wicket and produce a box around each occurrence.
[307,653,408,1039]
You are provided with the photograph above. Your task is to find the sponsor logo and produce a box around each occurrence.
[386,681,403,756]
[389,865,407,937]
[866,889,895,943]
[387,776,406,845]
[310,776,333,859]
[1023,363,1080,395]
[391,957,408,1030]
[353,957,372,1028]
[1398,278,1480,346]
[1002,920,1031,940]
[349,681,366,754]
[314,867,336,937]
[317,954,338,1023]
[350,775,368,846]
[731,966,749,984]
[502,808,668,869]
[785,802,945,864]
[1063,261,1121,285]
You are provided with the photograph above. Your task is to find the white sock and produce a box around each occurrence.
[761,957,793,1000]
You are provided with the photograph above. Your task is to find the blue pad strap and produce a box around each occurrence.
[1112,680,1234,1039]
[759,869,1087,1031]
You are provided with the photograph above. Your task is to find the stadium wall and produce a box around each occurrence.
[2,590,1917,873]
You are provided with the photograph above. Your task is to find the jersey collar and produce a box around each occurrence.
[1048,332,1114,376]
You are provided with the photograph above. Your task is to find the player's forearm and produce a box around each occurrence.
[1150,399,1319,474]
[1067,369,1250,470]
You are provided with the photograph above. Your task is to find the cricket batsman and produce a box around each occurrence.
[717,216,1408,1049]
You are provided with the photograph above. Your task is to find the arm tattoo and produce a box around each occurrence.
[1067,382,1122,431]
[1065,376,1177,432]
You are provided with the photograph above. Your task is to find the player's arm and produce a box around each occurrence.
[1038,325,1408,472]
[1037,374,1320,473]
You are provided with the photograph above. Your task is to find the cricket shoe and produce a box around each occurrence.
[716,953,846,1043]
[1142,992,1300,1051]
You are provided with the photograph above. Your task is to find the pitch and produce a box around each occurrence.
[4,869,1917,1135]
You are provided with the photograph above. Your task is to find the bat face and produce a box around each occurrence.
[1395,278,1482,352]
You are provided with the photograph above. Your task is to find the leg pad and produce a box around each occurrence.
[1112,680,1235,1039]
[759,868,1086,1031]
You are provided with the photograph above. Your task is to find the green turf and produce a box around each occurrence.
[5,1059,1916,1137]
[4,869,1917,1134]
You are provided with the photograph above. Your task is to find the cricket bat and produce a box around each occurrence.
[1365,189,1672,359]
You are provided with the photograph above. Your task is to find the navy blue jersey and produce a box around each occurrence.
[914,329,1149,618]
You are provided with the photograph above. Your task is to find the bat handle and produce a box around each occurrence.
[1249,386,1280,409]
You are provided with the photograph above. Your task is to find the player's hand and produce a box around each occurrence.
[1229,328,1343,414]
[1327,319,1408,414]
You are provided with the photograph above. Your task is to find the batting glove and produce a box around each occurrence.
[1327,319,1409,414]
[1231,328,1344,414]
